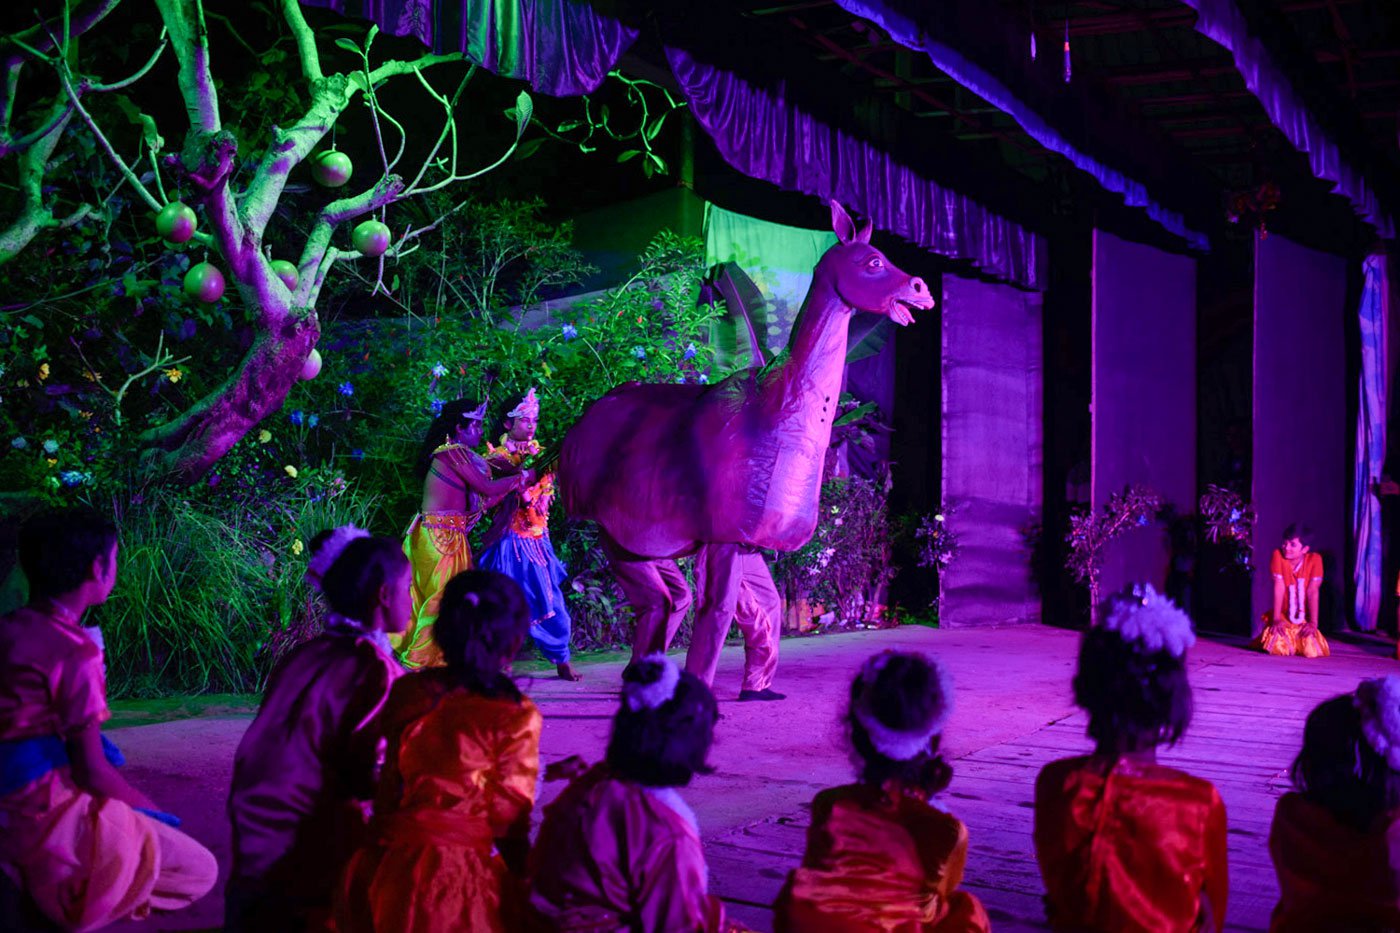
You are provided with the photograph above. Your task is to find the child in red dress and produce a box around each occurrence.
[775,650,990,932]
[337,570,541,933]
[1268,675,1400,931]
[0,507,217,930]
[1035,584,1228,932]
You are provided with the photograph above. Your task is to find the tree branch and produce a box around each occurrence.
[280,0,323,84]
[153,0,220,132]
[55,68,162,212]
[88,29,169,91]
[0,102,74,264]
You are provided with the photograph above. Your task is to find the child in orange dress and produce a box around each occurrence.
[1035,584,1228,932]
[336,570,541,932]
[1268,675,1400,931]
[1257,523,1329,657]
[528,654,733,932]
[775,651,990,932]
[226,528,409,930]
[0,508,217,930]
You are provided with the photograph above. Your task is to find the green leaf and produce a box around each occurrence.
[832,401,878,428]
[349,72,368,92]
[513,91,533,137]
[647,152,667,174]
[334,38,360,54]
[21,314,43,329]
[112,95,164,154]
[516,138,545,160]
[616,149,641,163]
[644,115,666,141]
[556,120,584,133]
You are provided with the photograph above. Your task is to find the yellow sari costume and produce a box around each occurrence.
[395,443,488,668]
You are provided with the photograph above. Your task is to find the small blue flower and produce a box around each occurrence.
[11,437,26,450]
[338,381,355,397]
[649,298,664,313]
[631,346,646,360]
[350,448,365,461]
[682,342,697,361]
[1136,514,1151,527]
[429,398,445,416]
[698,373,709,384]
[308,414,319,428]
[289,410,305,426]
[430,363,448,379]
[42,439,58,454]
[59,470,85,487]
[1229,509,1241,522]
[561,323,578,340]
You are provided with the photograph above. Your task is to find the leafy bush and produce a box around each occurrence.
[772,474,896,626]
[93,478,376,699]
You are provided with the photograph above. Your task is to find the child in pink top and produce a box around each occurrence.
[0,507,217,930]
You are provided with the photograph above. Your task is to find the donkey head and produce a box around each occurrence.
[820,201,934,326]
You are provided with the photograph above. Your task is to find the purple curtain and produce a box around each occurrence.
[667,46,1044,290]
[1183,0,1394,239]
[300,0,636,96]
[833,0,1211,253]
[301,0,1045,288]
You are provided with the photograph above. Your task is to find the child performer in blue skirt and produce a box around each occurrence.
[480,388,581,681]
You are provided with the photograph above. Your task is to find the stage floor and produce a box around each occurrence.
[108,623,1398,932]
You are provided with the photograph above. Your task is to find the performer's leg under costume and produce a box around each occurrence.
[605,540,693,659]
[480,532,572,664]
[686,543,779,690]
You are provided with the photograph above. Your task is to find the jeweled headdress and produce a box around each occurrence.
[508,387,539,420]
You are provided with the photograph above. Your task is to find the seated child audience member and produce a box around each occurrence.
[226,527,408,930]
[337,570,541,932]
[528,654,733,932]
[1268,675,1400,931]
[1257,523,1329,658]
[0,508,217,929]
[1035,584,1228,932]
[775,651,990,932]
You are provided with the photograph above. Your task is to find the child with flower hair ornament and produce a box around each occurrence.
[226,526,409,931]
[1268,674,1400,930]
[481,387,582,681]
[774,650,990,932]
[527,654,740,931]
[1034,583,1228,932]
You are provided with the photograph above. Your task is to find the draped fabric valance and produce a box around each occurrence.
[1182,0,1395,240]
[301,0,1046,289]
[831,0,1212,253]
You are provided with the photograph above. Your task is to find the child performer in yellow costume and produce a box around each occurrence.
[396,399,531,668]
[1257,523,1330,658]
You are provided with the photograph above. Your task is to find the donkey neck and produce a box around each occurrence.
[780,273,853,402]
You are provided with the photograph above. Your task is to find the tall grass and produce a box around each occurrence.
[95,485,379,698]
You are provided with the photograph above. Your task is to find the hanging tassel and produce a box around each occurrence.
[1063,19,1071,83]
[1031,29,1038,61]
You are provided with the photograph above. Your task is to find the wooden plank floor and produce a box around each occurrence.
[690,628,1399,932]
[105,623,1399,932]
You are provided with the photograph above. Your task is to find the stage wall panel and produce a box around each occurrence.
[1252,234,1348,631]
[940,275,1043,626]
[1091,230,1197,599]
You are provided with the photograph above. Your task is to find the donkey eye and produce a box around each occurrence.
[867,257,883,268]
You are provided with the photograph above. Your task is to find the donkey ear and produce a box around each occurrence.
[831,200,856,244]
[856,217,873,244]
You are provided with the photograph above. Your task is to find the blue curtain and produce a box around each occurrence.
[1354,253,1390,630]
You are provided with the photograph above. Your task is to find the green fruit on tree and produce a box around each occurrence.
[270,259,299,290]
[183,262,225,303]
[156,202,197,243]
[352,220,391,258]
[311,150,353,187]
[300,348,322,381]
